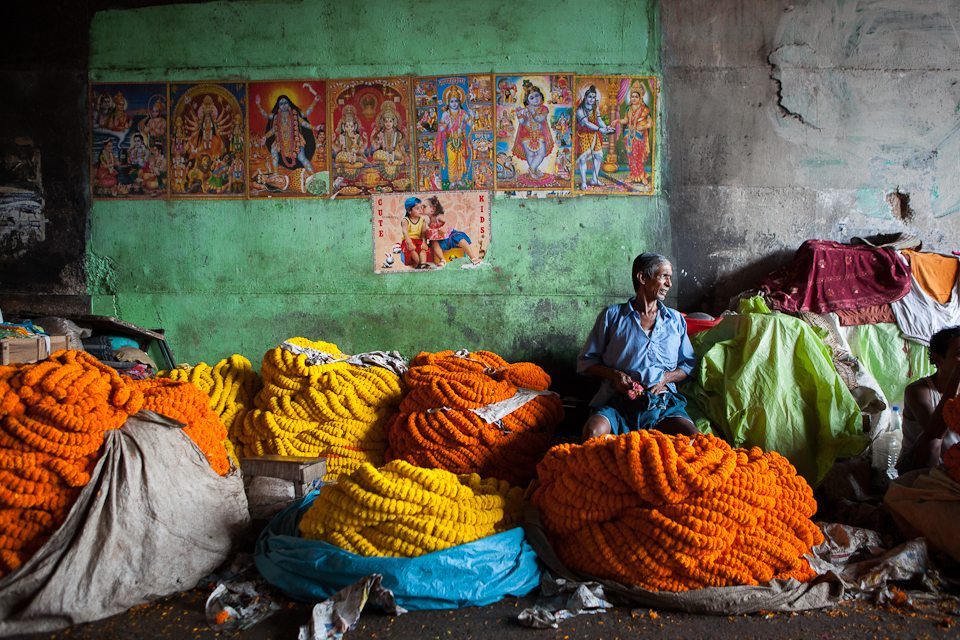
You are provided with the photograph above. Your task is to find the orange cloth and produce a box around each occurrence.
[903,250,959,304]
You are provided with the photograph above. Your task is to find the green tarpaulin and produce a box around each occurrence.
[846,322,933,410]
[684,298,868,485]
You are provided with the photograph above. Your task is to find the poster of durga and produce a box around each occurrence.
[327,77,414,198]
[247,80,328,197]
[494,74,573,192]
[169,82,247,198]
[572,75,657,195]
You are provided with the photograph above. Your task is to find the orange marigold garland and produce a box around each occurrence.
[234,339,405,482]
[531,430,823,592]
[0,350,144,578]
[131,378,232,476]
[385,350,563,487]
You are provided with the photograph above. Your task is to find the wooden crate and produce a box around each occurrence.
[1,335,70,365]
[240,455,327,498]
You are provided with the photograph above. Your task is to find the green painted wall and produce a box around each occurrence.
[88,0,667,373]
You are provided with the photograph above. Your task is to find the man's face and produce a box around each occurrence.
[935,337,960,375]
[641,262,673,301]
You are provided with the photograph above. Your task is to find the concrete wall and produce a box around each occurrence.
[663,0,960,312]
[88,0,667,374]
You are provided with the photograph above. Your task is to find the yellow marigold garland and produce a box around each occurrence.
[159,354,260,464]
[531,430,823,592]
[298,459,524,557]
[386,350,562,486]
[0,350,143,577]
[235,338,404,481]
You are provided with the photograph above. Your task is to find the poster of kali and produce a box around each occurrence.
[572,76,657,195]
[327,77,414,198]
[90,83,168,199]
[247,81,328,197]
[413,75,495,192]
[373,191,489,273]
[169,82,246,198]
[493,74,574,192]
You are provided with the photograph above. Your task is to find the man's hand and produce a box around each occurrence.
[647,380,669,395]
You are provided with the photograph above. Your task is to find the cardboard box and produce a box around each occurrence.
[1,335,70,365]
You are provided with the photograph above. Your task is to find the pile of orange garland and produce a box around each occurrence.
[0,351,231,578]
[386,350,563,487]
[531,430,822,591]
[942,398,960,483]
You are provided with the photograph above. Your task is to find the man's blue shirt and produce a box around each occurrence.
[577,299,696,407]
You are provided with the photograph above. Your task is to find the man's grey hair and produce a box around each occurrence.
[632,252,671,290]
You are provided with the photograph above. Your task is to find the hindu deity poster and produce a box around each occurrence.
[413,75,495,192]
[327,77,414,198]
[573,76,657,195]
[90,83,168,199]
[169,82,246,198]
[493,74,574,192]
[247,81,328,197]
[372,191,490,273]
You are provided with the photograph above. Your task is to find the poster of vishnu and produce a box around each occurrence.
[494,74,574,192]
[247,81,328,197]
[414,75,495,191]
[572,75,657,195]
[327,77,414,198]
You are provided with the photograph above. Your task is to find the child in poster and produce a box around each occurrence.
[373,191,489,273]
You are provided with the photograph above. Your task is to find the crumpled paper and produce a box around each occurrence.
[517,572,612,629]
[204,554,284,631]
[298,574,407,640]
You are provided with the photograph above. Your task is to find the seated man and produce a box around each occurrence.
[578,252,698,440]
[900,326,960,472]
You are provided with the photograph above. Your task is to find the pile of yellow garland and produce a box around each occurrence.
[386,350,563,486]
[234,338,404,481]
[159,354,260,458]
[299,459,524,557]
[531,430,822,591]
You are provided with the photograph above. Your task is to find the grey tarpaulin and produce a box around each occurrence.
[0,411,250,636]
[523,509,844,615]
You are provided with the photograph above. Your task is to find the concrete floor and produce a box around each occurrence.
[7,587,959,640]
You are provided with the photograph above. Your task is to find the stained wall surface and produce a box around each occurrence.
[88,0,666,372]
[663,0,960,311]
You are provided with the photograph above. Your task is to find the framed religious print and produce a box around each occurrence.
[327,77,414,198]
[90,82,168,199]
[573,76,657,195]
[493,74,573,193]
[169,82,247,198]
[413,74,495,192]
[373,191,489,273]
[247,80,328,197]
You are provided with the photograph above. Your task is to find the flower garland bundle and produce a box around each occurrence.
[298,459,524,557]
[235,338,404,481]
[131,378,231,476]
[0,350,144,577]
[386,350,562,486]
[159,355,260,447]
[942,399,960,483]
[531,430,822,592]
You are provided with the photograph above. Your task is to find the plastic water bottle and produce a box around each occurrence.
[872,406,903,479]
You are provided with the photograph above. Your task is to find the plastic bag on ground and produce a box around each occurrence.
[254,491,540,611]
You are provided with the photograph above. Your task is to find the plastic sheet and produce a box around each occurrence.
[684,298,868,484]
[254,491,541,611]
